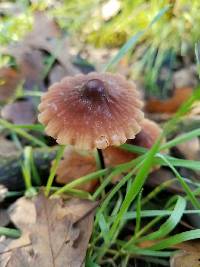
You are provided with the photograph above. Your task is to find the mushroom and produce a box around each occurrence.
[102,118,162,181]
[56,146,98,192]
[38,72,144,150]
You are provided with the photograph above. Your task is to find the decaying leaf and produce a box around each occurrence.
[0,193,97,267]
[23,12,78,75]
[145,87,193,114]
[170,241,200,267]
[56,147,98,192]
[0,67,21,102]
[1,100,36,125]
[3,45,45,92]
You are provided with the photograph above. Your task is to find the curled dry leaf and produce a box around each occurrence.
[1,100,36,125]
[0,193,97,267]
[56,147,98,192]
[0,67,21,102]
[145,87,193,114]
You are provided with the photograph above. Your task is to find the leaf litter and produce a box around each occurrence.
[0,192,97,267]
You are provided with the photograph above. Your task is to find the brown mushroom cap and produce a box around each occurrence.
[38,72,144,150]
[103,118,162,169]
[56,147,98,192]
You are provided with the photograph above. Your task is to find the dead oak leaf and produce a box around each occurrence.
[0,193,97,267]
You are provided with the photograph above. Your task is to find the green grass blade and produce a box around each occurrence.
[45,145,65,196]
[158,154,200,209]
[150,229,200,251]
[104,5,170,71]
[136,196,186,242]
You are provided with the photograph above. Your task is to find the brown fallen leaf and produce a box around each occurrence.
[0,193,96,267]
[170,241,200,267]
[145,87,193,114]
[56,147,98,192]
[49,64,68,84]
[23,12,78,76]
[176,136,200,161]
[4,45,45,92]
[0,67,21,102]
[1,100,36,125]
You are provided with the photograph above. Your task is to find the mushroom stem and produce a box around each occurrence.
[97,149,105,169]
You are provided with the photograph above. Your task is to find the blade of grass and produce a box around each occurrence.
[158,154,200,209]
[104,5,170,71]
[52,168,109,196]
[135,190,142,234]
[0,227,21,238]
[45,145,65,196]
[149,229,200,251]
[0,119,47,147]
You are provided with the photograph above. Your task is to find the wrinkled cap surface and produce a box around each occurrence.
[38,72,144,149]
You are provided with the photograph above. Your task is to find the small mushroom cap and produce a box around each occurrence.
[56,147,98,192]
[103,119,162,178]
[38,72,144,150]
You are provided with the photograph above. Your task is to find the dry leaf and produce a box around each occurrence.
[56,147,98,192]
[0,193,96,267]
[145,87,193,114]
[49,64,68,84]
[173,65,197,89]
[0,67,21,102]
[171,241,200,267]
[176,136,200,161]
[4,45,45,92]
[24,12,78,75]
[1,100,36,125]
